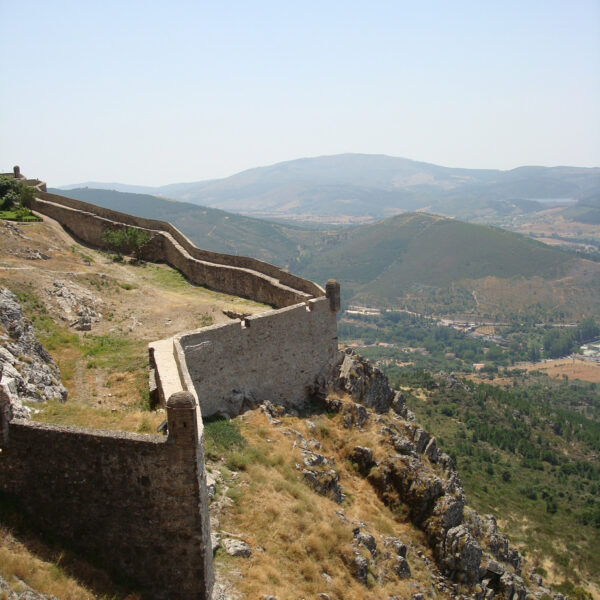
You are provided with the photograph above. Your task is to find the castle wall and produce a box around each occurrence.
[176,296,338,417]
[36,191,323,299]
[32,197,308,308]
[1,180,341,599]
[0,393,213,600]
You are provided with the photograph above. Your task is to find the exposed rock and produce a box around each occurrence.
[433,494,465,531]
[343,549,368,585]
[48,280,101,327]
[0,288,67,404]
[394,556,411,578]
[481,515,522,574]
[206,472,217,500]
[319,349,395,413]
[222,538,252,558]
[412,428,431,453]
[8,247,50,260]
[391,433,417,455]
[440,525,482,584]
[424,437,439,463]
[354,529,377,558]
[0,575,59,600]
[2,221,27,238]
[348,446,375,476]
[384,537,407,558]
[301,449,328,467]
[261,400,282,425]
[341,402,368,429]
[302,468,344,504]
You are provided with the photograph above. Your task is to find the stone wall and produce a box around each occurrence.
[35,191,323,303]
[0,391,213,600]
[175,295,339,418]
[4,180,342,598]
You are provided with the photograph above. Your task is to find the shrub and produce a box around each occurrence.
[102,227,151,262]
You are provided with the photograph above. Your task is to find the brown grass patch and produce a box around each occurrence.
[520,358,600,383]
[214,408,437,600]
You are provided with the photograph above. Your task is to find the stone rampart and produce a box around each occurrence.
[0,391,213,600]
[174,295,338,418]
[35,191,322,303]
[3,174,341,599]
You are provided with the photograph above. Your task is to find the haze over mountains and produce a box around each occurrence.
[60,154,600,225]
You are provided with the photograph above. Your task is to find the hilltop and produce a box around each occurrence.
[298,212,600,320]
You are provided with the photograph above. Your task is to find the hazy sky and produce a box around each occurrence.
[1,0,599,186]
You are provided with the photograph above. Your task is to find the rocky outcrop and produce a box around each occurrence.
[0,575,59,600]
[318,349,395,413]
[47,280,101,331]
[320,376,541,599]
[0,288,67,404]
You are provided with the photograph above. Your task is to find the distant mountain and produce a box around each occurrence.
[58,154,600,225]
[52,187,600,321]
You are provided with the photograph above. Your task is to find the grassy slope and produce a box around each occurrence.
[299,212,600,319]
[207,407,445,600]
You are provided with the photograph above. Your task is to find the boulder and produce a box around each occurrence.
[302,468,344,504]
[222,538,252,558]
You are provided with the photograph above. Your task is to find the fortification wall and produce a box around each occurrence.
[175,295,338,418]
[0,390,213,600]
[2,177,341,599]
[33,196,307,307]
[36,191,323,299]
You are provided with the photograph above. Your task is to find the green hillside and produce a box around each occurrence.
[300,212,573,286]
[298,212,600,319]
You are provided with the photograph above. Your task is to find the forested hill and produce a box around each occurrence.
[297,212,600,320]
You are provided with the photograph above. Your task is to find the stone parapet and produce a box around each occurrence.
[0,402,213,599]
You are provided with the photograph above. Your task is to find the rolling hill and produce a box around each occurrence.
[297,212,600,319]
[48,187,327,268]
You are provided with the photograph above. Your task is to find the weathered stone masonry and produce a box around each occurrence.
[1,180,341,599]
[0,389,213,600]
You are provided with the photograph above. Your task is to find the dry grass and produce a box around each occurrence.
[214,407,440,600]
[0,525,141,600]
[29,400,165,434]
[519,358,600,383]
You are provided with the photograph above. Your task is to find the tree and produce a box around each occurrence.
[102,227,151,262]
[19,185,35,209]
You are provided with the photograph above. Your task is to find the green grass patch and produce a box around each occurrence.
[0,210,42,222]
[81,334,147,371]
[204,417,246,460]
